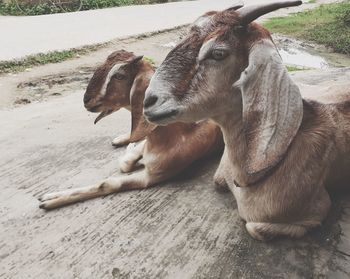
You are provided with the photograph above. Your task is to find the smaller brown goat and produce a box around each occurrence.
[38,50,223,209]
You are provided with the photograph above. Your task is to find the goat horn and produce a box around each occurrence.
[226,3,244,11]
[238,1,302,25]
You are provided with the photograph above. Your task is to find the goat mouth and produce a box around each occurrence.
[86,104,103,113]
[145,109,178,124]
[94,109,114,124]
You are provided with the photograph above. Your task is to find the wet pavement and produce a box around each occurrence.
[274,34,350,69]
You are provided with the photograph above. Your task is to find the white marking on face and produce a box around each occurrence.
[145,71,174,100]
[100,63,125,96]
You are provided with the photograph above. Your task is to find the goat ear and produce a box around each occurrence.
[129,71,156,142]
[238,39,303,175]
[127,55,143,65]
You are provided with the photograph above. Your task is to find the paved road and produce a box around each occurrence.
[0,0,237,61]
[0,0,328,61]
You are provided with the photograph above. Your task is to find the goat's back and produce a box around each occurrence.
[302,97,350,191]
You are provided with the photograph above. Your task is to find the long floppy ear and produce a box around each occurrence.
[238,39,303,175]
[129,71,156,142]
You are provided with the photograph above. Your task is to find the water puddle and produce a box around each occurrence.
[278,47,329,69]
[273,34,350,69]
[157,35,350,70]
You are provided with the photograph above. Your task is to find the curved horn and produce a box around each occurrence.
[238,1,302,25]
[226,3,244,11]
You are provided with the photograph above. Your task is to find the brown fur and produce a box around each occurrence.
[38,50,224,210]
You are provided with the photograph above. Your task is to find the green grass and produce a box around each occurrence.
[144,56,156,67]
[0,0,174,16]
[286,65,307,72]
[0,51,157,74]
[0,44,105,74]
[263,2,350,55]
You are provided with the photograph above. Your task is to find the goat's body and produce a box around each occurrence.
[215,96,350,240]
[324,100,350,189]
[143,121,223,180]
[119,120,223,179]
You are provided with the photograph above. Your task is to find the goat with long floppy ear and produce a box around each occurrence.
[143,1,350,240]
[83,51,155,147]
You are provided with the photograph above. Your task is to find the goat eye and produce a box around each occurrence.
[211,49,228,61]
[113,73,125,80]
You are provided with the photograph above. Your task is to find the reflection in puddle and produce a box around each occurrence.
[159,41,177,48]
[278,47,329,69]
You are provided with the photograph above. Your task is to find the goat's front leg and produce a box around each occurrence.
[245,222,311,241]
[112,133,130,147]
[214,148,229,191]
[38,169,152,210]
[119,140,146,173]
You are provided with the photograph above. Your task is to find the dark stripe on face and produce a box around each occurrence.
[159,32,204,97]
[153,10,242,98]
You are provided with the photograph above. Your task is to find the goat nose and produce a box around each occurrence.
[144,95,158,108]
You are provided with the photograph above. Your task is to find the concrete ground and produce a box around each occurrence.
[0,1,349,278]
[0,0,336,61]
[0,27,350,278]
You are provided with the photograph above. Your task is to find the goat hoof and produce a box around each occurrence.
[39,192,58,202]
[246,222,308,241]
[112,135,129,147]
[214,176,229,192]
[39,200,60,210]
[39,202,49,210]
[119,163,133,173]
[38,191,67,210]
[112,141,124,147]
[246,223,275,241]
[214,183,229,193]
